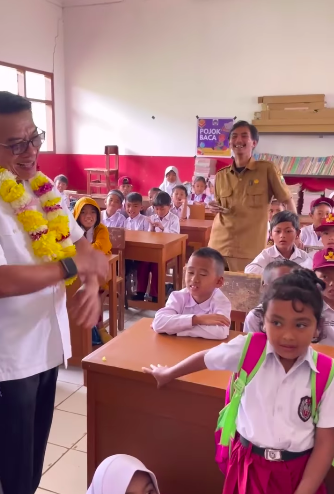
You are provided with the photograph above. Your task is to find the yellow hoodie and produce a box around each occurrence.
[73,197,112,255]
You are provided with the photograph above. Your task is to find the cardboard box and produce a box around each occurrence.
[253,122,334,134]
[258,94,325,104]
[261,102,325,111]
[255,109,334,121]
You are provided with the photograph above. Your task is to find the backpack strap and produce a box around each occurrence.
[311,350,334,424]
[190,194,195,201]
[219,333,267,445]
[202,193,206,202]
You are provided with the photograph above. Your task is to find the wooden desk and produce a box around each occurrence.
[83,319,234,494]
[180,219,212,248]
[66,254,118,366]
[205,210,216,220]
[83,320,334,494]
[124,231,188,310]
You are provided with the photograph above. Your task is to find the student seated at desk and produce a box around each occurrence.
[170,184,190,219]
[159,165,182,196]
[145,269,334,494]
[134,192,179,302]
[300,197,334,251]
[313,213,334,251]
[74,197,112,254]
[243,259,298,334]
[313,248,334,346]
[124,193,149,231]
[87,454,160,494]
[188,176,210,205]
[245,211,312,275]
[54,173,70,208]
[118,176,133,201]
[267,198,285,244]
[146,187,161,217]
[152,247,231,339]
[101,190,126,228]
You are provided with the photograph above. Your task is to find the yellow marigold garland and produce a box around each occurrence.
[0,167,77,285]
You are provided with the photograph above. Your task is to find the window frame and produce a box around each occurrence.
[0,60,56,154]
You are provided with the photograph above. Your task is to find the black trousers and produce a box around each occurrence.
[0,367,58,494]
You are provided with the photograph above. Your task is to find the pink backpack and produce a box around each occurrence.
[214,332,334,475]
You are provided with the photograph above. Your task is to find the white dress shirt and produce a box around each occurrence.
[170,203,190,219]
[0,183,83,381]
[300,224,322,248]
[152,288,231,339]
[320,302,334,346]
[145,205,154,217]
[187,193,211,205]
[124,213,149,231]
[243,305,263,333]
[101,210,126,228]
[245,245,312,275]
[205,334,334,451]
[150,211,180,233]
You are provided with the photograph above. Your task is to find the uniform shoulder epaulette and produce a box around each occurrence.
[216,165,232,174]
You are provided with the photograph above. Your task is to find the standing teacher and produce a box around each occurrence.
[208,121,296,271]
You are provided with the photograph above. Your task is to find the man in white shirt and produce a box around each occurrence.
[0,92,109,494]
[245,210,312,274]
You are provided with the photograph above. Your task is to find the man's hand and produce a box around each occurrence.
[74,249,109,285]
[208,201,229,214]
[142,364,172,388]
[68,278,100,330]
[192,314,230,327]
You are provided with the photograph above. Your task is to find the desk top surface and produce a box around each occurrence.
[180,219,213,230]
[125,230,188,247]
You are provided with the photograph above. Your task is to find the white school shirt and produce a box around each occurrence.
[150,211,180,233]
[152,288,231,339]
[124,213,149,231]
[187,193,211,205]
[145,205,155,217]
[0,183,83,381]
[205,334,334,451]
[243,305,263,333]
[244,245,312,275]
[101,209,126,228]
[300,224,322,248]
[320,302,334,346]
[170,203,190,219]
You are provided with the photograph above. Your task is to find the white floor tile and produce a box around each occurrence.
[57,387,87,416]
[54,381,80,407]
[43,443,68,473]
[48,410,86,449]
[40,450,87,494]
[73,434,87,453]
[58,366,84,386]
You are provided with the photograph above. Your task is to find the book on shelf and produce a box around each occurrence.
[254,153,334,176]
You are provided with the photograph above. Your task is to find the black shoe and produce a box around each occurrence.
[151,296,158,303]
[131,292,145,301]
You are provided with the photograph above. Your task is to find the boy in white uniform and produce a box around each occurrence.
[152,247,231,339]
[170,184,190,219]
[245,211,312,275]
[300,197,334,251]
[101,190,126,228]
[313,248,334,346]
[124,193,149,231]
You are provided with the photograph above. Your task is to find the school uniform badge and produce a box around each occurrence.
[298,396,312,422]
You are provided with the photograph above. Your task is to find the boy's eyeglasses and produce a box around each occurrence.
[0,129,45,155]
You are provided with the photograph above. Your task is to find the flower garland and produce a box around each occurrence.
[0,167,77,285]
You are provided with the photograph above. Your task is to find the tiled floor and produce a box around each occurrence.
[38,308,155,494]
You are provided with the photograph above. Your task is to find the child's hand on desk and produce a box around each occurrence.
[193,314,230,327]
[142,364,171,388]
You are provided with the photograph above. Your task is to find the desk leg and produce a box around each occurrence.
[176,239,186,290]
[109,262,118,338]
[158,256,166,309]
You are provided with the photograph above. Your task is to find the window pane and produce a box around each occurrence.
[0,65,18,93]
[26,71,47,100]
[31,102,51,152]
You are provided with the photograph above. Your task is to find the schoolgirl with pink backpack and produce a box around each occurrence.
[144,269,334,494]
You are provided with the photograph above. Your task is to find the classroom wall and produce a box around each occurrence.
[63,0,334,163]
[0,0,67,152]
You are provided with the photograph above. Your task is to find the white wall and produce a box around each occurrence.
[64,0,334,158]
[0,0,67,152]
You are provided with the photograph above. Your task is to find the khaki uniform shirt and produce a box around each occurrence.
[208,159,291,259]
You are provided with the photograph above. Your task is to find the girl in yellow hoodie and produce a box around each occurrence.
[73,197,112,343]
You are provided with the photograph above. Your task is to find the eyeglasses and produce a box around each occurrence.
[0,130,45,155]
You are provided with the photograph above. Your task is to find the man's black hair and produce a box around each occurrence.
[228,120,259,143]
[172,184,188,196]
[153,191,171,207]
[190,247,225,276]
[126,192,142,204]
[262,259,299,285]
[0,91,31,114]
[270,210,299,232]
[54,174,68,185]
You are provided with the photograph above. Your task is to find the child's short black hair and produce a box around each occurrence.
[107,189,124,203]
[262,259,299,285]
[54,174,68,185]
[172,184,188,196]
[262,269,325,341]
[193,176,206,185]
[270,210,299,232]
[153,191,171,207]
[149,187,161,194]
[190,247,225,276]
[126,192,142,204]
